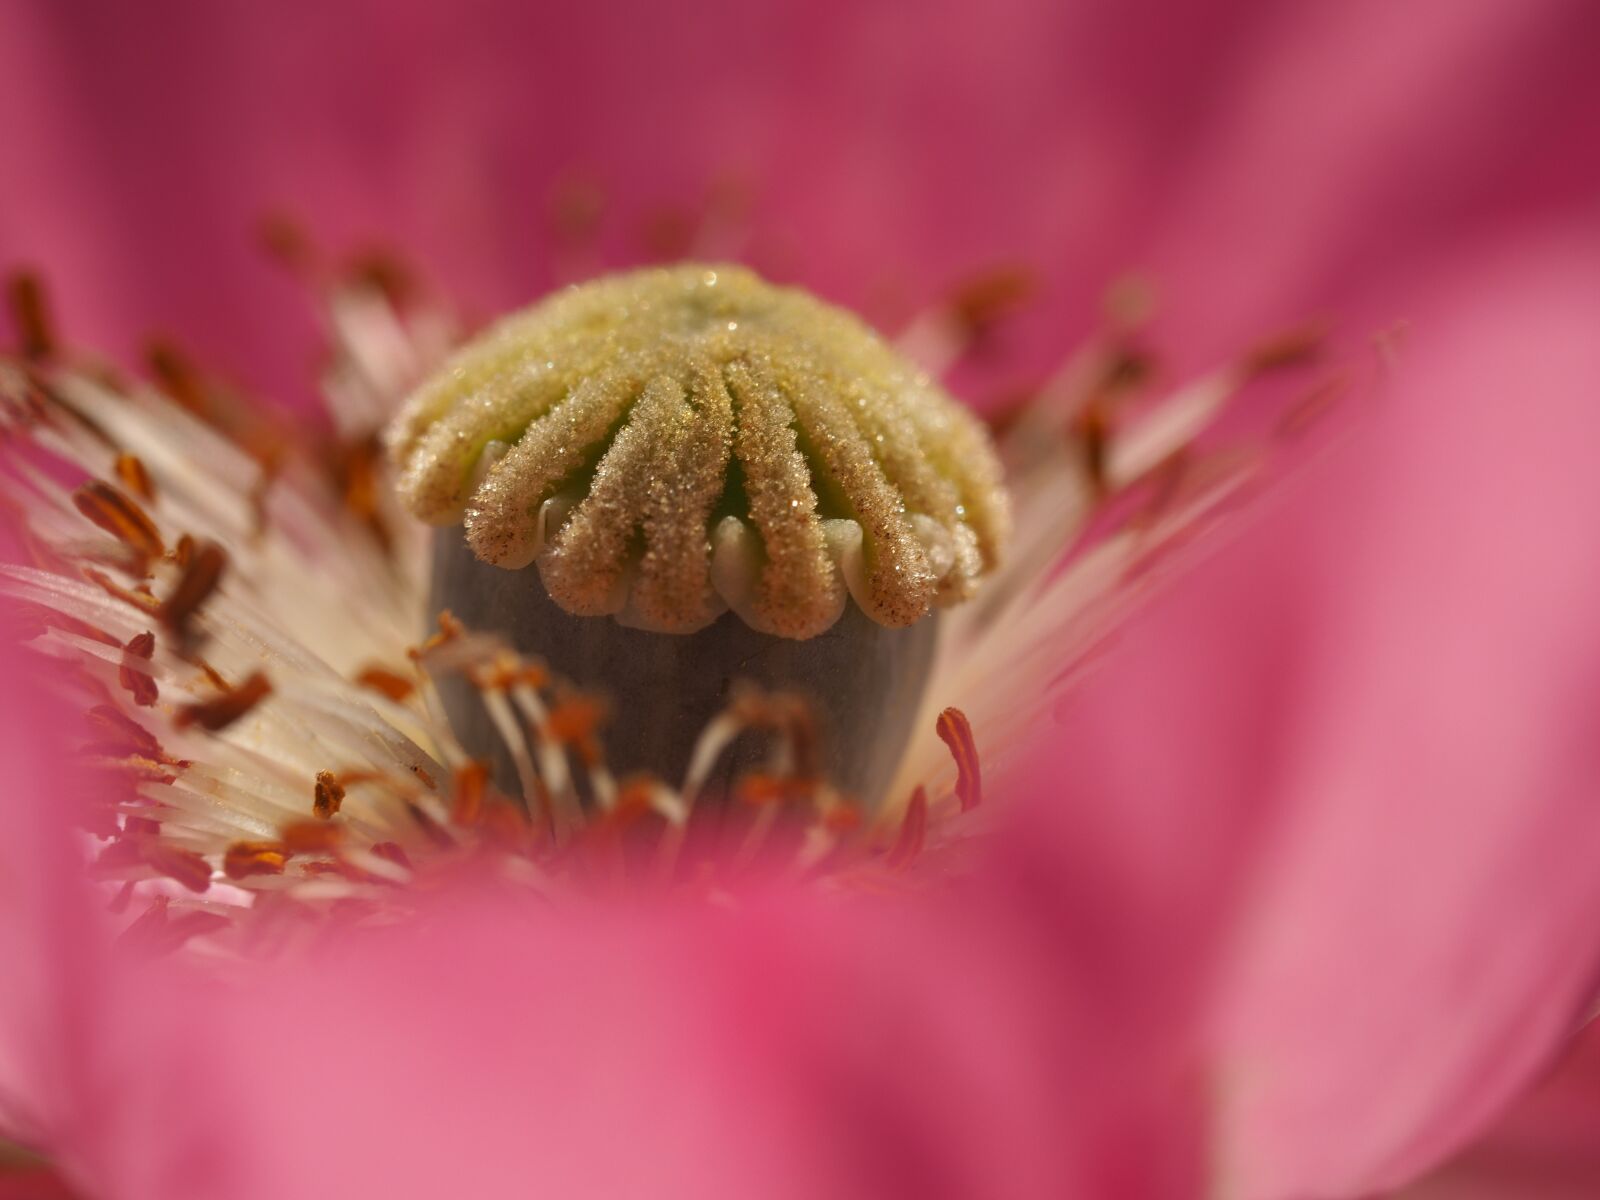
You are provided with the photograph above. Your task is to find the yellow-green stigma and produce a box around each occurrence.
[387,263,1010,638]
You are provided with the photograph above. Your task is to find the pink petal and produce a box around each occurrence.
[1143,1,1600,364]
[1400,1019,1600,1200]
[1037,223,1600,1197]
[60,852,1208,1199]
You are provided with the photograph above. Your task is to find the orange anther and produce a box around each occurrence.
[451,761,489,826]
[114,453,156,502]
[935,707,982,812]
[223,840,289,880]
[280,820,344,853]
[355,665,415,702]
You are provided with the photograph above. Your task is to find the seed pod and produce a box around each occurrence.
[390,264,1010,801]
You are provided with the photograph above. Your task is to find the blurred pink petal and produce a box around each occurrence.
[0,640,96,1169]
[5,1,1595,391]
[28,799,1211,1198]
[1051,224,1600,1197]
[1212,228,1600,1196]
[1400,1020,1600,1200]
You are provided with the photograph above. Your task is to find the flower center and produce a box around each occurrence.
[391,264,1012,802]
[388,263,1011,637]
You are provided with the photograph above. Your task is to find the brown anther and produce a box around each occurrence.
[280,820,344,854]
[333,435,392,552]
[547,692,609,764]
[118,630,158,707]
[114,453,156,502]
[86,703,168,762]
[348,248,415,306]
[950,266,1036,341]
[84,704,180,771]
[72,481,165,561]
[370,841,413,871]
[83,568,161,614]
[354,665,416,702]
[935,707,982,812]
[174,671,271,732]
[313,770,345,819]
[886,785,928,869]
[145,340,215,419]
[451,760,489,826]
[6,271,54,361]
[410,610,465,660]
[1242,323,1324,379]
[734,773,816,807]
[612,775,662,823]
[257,213,317,274]
[157,540,227,640]
[118,756,182,785]
[223,840,289,880]
[143,843,214,893]
[1099,346,1153,397]
[1075,402,1112,499]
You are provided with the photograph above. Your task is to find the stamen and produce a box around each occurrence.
[173,671,271,732]
[935,707,983,812]
[137,842,213,894]
[117,630,158,707]
[72,481,165,561]
[355,665,416,702]
[313,770,346,819]
[5,271,54,361]
[157,540,226,641]
[450,761,490,826]
[281,820,343,854]
[113,453,157,502]
[224,840,290,880]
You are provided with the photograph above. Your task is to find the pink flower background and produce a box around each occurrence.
[3,1,1600,1197]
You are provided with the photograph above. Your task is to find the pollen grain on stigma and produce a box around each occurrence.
[0,226,1329,952]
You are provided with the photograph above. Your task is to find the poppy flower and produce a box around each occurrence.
[2,2,1598,1197]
